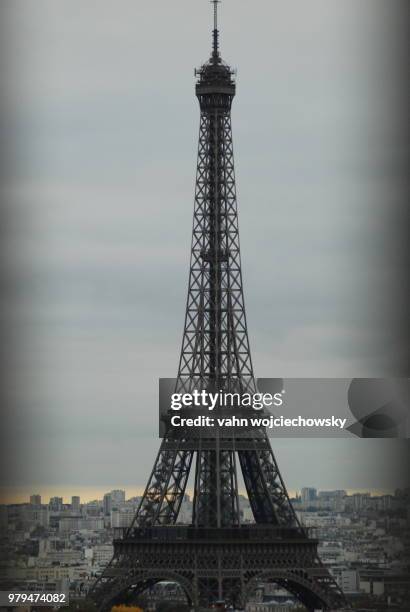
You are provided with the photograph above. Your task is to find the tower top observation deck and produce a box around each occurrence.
[195,0,236,107]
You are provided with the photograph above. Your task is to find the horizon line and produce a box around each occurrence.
[0,485,399,505]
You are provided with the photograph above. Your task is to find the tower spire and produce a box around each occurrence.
[211,0,220,61]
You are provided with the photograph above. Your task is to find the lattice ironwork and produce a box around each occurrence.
[90,4,347,610]
[91,527,346,611]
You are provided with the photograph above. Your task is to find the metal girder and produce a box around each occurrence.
[90,531,346,611]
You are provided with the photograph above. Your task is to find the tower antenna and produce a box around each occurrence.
[212,0,219,30]
[211,0,220,60]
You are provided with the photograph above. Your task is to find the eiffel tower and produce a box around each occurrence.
[90,3,347,610]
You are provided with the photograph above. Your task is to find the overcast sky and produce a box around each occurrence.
[1,0,408,503]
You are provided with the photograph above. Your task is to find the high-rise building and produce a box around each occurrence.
[301,487,317,504]
[103,493,112,516]
[30,494,41,506]
[352,492,371,511]
[49,496,63,511]
[71,496,80,513]
[110,490,125,508]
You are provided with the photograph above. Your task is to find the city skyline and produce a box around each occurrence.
[1,485,400,506]
[2,481,408,607]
